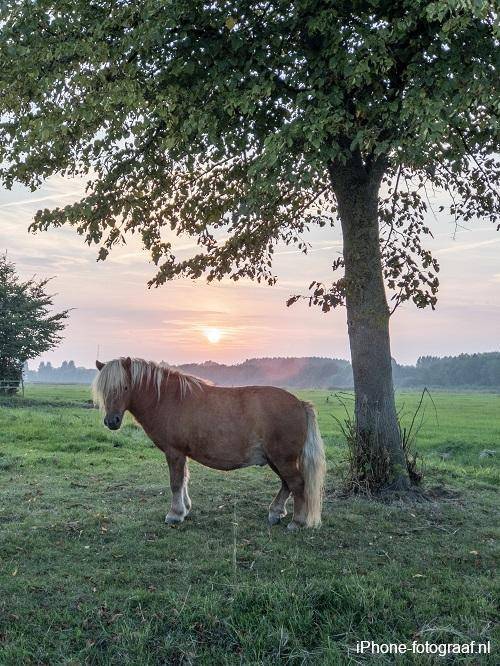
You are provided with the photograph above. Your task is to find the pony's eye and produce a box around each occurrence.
[124,386,128,391]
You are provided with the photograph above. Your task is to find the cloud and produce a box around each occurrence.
[436,237,500,255]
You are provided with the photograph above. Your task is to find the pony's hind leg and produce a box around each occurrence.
[165,451,189,525]
[268,480,290,526]
[284,471,307,530]
[267,458,306,529]
[268,458,307,530]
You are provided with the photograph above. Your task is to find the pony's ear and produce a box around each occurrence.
[96,360,105,371]
[122,357,132,371]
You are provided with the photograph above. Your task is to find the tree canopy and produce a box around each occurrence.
[0,254,69,386]
[1,0,498,312]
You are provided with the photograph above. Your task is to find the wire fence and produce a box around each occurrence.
[0,377,24,396]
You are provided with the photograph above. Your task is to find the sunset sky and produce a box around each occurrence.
[2,175,499,369]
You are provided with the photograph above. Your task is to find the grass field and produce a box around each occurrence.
[0,385,498,665]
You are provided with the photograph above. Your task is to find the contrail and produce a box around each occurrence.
[436,238,500,255]
[0,191,83,209]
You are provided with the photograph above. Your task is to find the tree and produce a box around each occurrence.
[0,254,69,393]
[0,1,498,487]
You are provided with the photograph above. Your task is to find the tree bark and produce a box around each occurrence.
[330,157,410,491]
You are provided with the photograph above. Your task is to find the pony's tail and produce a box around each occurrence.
[300,402,326,528]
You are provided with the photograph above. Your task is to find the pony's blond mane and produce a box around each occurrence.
[92,357,206,409]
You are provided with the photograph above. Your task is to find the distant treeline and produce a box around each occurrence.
[25,352,500,389]
[26,360,96,384]
[393,352,500,389]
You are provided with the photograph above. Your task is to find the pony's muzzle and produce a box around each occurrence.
[104,414,122,430]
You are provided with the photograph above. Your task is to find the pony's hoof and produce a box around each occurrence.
[165,513,185,526]
[287,521,303,531]
[268,512,282,526]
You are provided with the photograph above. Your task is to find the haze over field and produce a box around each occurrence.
[25,353,500,390]
[2,175,499,368]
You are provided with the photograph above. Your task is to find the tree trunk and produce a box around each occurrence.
[330,159,410,491]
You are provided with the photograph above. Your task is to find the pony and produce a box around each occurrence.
[92,357,326,530]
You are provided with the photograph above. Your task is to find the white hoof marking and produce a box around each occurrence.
[268,512,282,526]
[165,513,185,525]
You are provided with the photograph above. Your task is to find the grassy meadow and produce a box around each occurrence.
[0,385,498,664]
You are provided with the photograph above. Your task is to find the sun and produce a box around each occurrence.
[204,327,222,344]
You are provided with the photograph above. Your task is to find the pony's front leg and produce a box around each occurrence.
[165,452,189,525]
[182,460,191,514]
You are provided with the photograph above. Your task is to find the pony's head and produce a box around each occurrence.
[92,357,132,430]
